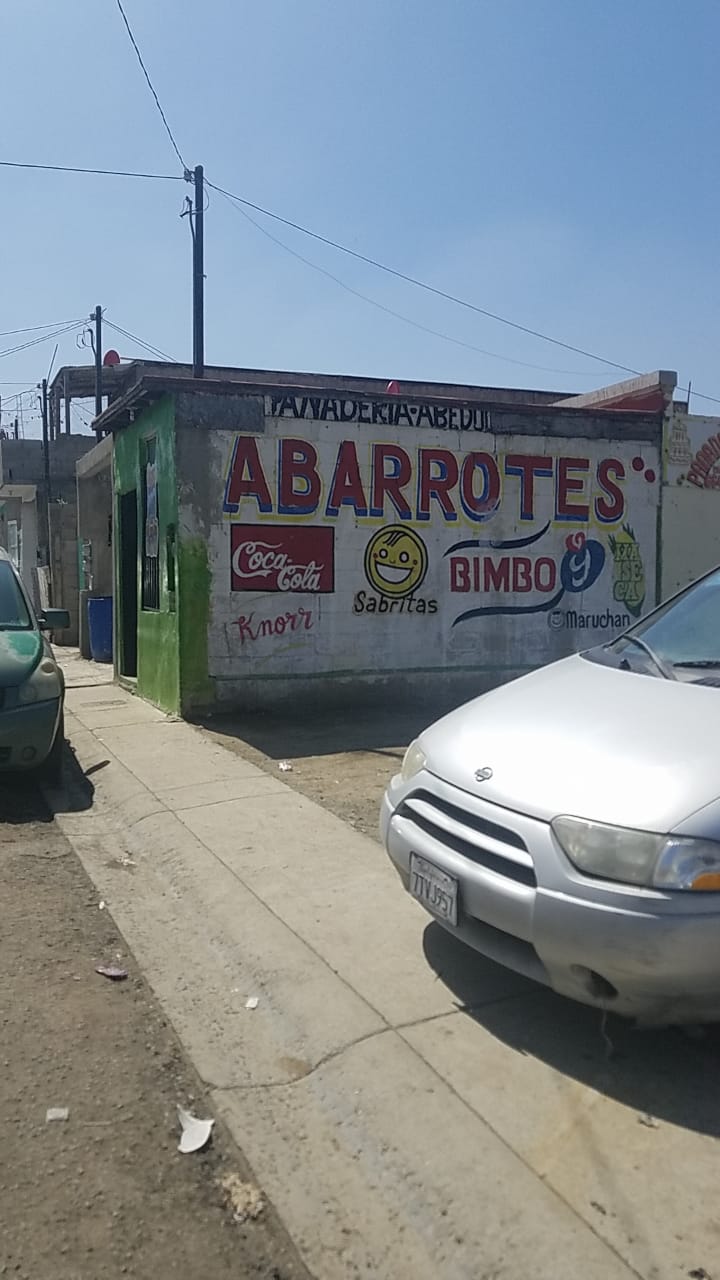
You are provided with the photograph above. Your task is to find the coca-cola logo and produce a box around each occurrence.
[230,524,334,594]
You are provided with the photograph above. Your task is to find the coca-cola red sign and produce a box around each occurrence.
[231,524,334,594]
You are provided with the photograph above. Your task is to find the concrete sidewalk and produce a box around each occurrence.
[51,651,717,1280]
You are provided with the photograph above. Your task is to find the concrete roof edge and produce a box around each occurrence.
[552,371,677,409]
[95,372,665,434]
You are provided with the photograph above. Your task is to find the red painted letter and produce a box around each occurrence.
[278,438,321,515]
[595,458,625,523]
[417,449,459,521]
[460,452,501,521]
[512,557,532,592]
[450,557,470,591]
[370,444,412,519]
[326,441,368,516]
[556,457,589,521]
[224,437,273,514]
[504,455,553,521]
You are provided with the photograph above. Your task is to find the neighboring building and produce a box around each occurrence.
[92,363,669,717]
[661,404,720,596]
[0,434,97,642]
[76,435,113,658]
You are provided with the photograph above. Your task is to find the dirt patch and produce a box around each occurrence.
[198,699,456,840]
[0,779,310,1280]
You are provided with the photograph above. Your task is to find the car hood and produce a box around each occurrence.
[0,630,41,687]
[421,655,720,833]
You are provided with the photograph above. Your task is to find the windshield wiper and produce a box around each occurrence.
[618,634,676,680]
[672,659,720,668]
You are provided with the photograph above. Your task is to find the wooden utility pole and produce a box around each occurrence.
[192,165,204,377]
[40,377,52,601]
[94,305,103,420]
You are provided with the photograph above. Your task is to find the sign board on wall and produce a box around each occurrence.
[206,395,660,683]
[666,413,720,489]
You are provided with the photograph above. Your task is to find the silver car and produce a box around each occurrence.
[382,567,720,1026]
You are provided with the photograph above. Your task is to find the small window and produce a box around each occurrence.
[142,439,160,611]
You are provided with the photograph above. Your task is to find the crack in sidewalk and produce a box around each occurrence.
[206,994,534,1092]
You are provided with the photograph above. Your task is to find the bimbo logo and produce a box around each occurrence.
[230,525,334,594]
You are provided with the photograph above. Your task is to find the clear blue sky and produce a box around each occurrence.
[3,0,719,435]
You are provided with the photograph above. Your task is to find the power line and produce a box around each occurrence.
[0,320,86,362]
[0,319,84,338]
[216,187,601,379]
[104,318,176,362]
[113,0,187,172]
[0,159,183,181]
[206,180,642,379]
[1,156,717,404]
[207,178,720,408]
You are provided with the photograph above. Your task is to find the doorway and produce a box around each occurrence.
[118,489,138,677]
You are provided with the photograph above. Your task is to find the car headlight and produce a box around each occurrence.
[401,739,427,782]
[552,815,720,891]
[16,659,62,706]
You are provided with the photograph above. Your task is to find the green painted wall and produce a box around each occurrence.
[113,397,180,713]
[177,535,214,713]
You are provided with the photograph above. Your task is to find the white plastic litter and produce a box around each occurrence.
[245,996,259,1010]
[177,1105,214,1153]
[278,760,293,772]
[46,1107,69,1122]
[98,900,106,911]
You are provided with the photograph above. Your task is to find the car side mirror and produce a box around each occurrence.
[39,608,71,631]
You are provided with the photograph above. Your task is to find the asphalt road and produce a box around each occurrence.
[0,774,310,1280]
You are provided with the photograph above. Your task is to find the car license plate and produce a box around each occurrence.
[409,853,458,926]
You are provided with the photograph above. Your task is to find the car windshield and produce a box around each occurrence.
[0,561,32,630]
[596,567,720,675]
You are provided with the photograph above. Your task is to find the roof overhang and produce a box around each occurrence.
[0,484,37,503]
[553,371,677,413]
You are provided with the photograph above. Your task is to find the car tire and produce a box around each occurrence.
[41,712,65,785]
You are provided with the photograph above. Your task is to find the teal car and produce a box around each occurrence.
[0,549,70,781]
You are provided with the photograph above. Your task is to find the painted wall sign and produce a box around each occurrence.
[223,435,636,527]
[206,412,659,686]
[265,394,492,433]
[230,524,334,593]
[666,413,720,489]
[234,605,315,643]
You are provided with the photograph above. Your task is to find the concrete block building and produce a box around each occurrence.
[92,363,669,717]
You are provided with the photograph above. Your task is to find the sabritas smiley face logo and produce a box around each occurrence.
[364,526,428,598]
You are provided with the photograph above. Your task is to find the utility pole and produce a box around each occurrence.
[40,378,52,602]
[41,380,51,501]
[94,305,103,421]
[192,165,204,377]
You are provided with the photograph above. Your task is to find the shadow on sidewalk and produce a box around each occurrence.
[423,921,720,1139]
[197,696,461,762]
[0,745,96,825]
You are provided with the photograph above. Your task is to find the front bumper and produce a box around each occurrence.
[382,773,720,1025]
[0,698,61,771]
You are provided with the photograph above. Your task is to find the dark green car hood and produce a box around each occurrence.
[0,630,41,687]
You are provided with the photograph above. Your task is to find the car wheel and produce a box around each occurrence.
[41,712,65,784]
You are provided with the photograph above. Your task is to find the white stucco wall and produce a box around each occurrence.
[182,394,660,708]
[662,410,720,597]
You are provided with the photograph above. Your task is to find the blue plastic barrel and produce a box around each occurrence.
[88,596,113,663]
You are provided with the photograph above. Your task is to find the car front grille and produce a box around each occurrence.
[399,788,536,888]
